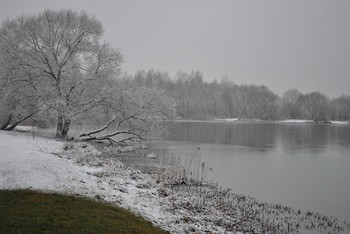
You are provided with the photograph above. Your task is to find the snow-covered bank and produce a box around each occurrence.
[277,119,349,125]
[0,130,348,233]
[214,118,270,123]
[0,131,99,194]
[0,131,225,232]
[215,118,239,122]
[277,119,313,124]
[328,120,349,125]
[0,131,182,232]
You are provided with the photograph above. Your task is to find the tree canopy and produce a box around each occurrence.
[0,10,175,144]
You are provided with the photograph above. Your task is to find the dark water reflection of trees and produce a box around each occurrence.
[166,121,350,154]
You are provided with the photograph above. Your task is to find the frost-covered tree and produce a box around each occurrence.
[171,70,204,119]
[234,85,278,120]
[299,92,330,123]
[221,78,237,118]
[0,10,122,138]
[205,80,224,118]
[281,89,302,119]
[248,85,279,120]
[0,43,39,130]
[329,95,350,120]
[79,81,176,145]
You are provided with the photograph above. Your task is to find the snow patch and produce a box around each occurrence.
[14,125,39,132]
[146,153,157,159]
[329,121,349,125]
[277,119,313,124]
[215,118,239,122]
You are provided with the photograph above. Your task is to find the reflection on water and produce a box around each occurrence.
[168,122,277,151]
[167,121,350,154]
[150,121,350,222]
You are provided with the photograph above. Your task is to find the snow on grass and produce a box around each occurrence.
[0,131,98,193]
[329,121,349,125]
[215,118,239,122]
[0,130,348,233]
[146,152,158,159]
[0,131,217,233]
[13,125,39,132]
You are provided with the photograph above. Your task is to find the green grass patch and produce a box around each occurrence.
[0,190,167,234]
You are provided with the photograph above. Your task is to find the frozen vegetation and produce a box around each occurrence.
[1,130,349,233]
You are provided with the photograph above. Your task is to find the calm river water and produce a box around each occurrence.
[149,121,350,222]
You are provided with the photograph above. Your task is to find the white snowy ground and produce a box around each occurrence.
[0,130,228,233]
[12,126,39,132]
[1,130,348,233]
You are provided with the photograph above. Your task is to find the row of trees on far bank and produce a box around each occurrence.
[124,69,350,122]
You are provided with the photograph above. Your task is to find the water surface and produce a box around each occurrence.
[149,121,350,222]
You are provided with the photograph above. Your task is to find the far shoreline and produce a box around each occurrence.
[166,118,350,125]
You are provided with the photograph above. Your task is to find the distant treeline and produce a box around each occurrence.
[122,69,350,122]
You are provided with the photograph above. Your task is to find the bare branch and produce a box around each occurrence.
[79,115,116,137]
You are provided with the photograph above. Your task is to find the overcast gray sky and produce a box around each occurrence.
[1,0,349,97]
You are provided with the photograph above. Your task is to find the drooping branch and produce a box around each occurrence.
[79,129,146,146]
[78,114,148,146]
[71,97,107,118]
[79,115,116,137]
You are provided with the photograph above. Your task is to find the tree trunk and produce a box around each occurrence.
[3,113,33,131]
[61,117,71,138]
[56,113,64,138]
[56,113,63,138]
[56,113,71,138]
[0,114,12,130]
[4,122,19,131]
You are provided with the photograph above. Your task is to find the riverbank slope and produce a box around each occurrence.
[0,130,348,233]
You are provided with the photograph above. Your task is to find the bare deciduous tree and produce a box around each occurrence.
[0,46,38,130]
[329,95,350,121]
[299,92,330,123]
[281,89,302,119]
[79,83,175,145]
[0,10,122,138]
